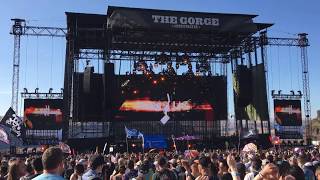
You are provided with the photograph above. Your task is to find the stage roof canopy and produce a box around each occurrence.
[66,6,273,53]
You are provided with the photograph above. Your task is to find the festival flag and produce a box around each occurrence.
[125,126,144,139]
[0,127,10,144]
[0,107,24,138]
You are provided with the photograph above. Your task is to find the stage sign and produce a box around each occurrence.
[24,99,63,130]
[274,99,303,139]
[107,6,258,32]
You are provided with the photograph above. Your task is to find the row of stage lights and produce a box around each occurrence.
[271,90,302,96]
[132,53,212,76]
[22,88,64,94]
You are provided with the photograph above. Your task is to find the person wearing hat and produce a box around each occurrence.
[82,155,105,180]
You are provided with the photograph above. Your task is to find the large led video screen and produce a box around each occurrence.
[24,99,63,130]
[274,100,302,126]
[113,74,227,122]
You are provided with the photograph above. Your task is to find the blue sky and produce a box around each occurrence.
[0,0,319,119]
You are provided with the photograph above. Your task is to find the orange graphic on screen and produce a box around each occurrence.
[119,99,213,112]
[274,105,302,125]
[24,105,63,129]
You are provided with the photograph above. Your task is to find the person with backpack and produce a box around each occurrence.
[152,157,177,180]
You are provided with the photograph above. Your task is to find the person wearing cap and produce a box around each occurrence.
[33,147,65,180]
[82,155,105,180]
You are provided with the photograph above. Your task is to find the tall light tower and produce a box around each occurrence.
[10,19,25,112]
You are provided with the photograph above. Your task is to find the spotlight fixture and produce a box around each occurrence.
[23,88,28,93]
[278,90,282,95]
[297,91,302,96]
[35,88,39,93]
[165,63,176,76]
[271,90,275,96]
[185,63,194,76]
[137,58,147,71]
[49,88,53,94]
[290,90,295,95]
[156,53,170,65]
[181,54,190,65]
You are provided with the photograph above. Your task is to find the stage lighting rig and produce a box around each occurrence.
[134,59,148,72]
[165,62,176,76]
[185,63,194,76]
[156,53,170,65]
[181,53,190,65]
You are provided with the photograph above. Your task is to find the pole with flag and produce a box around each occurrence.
[171,135,177,153]
[124,126,144,153]
[126,134,129,153]
[138,131,144,153]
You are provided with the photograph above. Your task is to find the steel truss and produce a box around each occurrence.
[10,19,67,114]
[11,19,311,141]
[21,92,63,99]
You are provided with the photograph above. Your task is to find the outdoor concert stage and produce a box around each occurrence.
[59,6,275,149]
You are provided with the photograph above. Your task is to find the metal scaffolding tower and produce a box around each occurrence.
[298,33,311,140]
[10,18,67,113]
[253,32,311,141]
[10,19,24,112]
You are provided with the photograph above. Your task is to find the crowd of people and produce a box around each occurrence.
[1,146,320,180]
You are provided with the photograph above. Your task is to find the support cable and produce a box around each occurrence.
[296,47,301,90]
[36,36,39,88]
[50,37,54,88]
[268,46,274,93]
[288,46,293,90]
[24,36,29,88]
[277,46,281,90]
